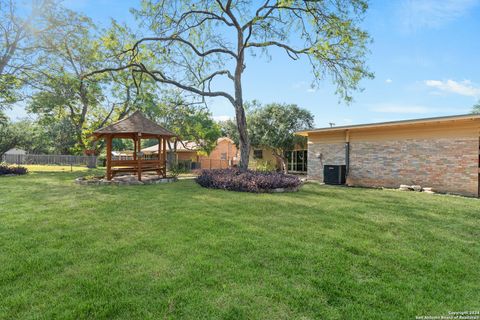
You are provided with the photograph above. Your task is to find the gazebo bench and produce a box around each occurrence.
[111,165,166,176]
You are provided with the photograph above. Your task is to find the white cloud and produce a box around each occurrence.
[292,81,317,93]
[292,81,307,89]
[425,79,480,97]
[385,79,393,84]
[399,0,479,31]
[212,115,232,122]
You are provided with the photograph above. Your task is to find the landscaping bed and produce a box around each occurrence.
[195,168,302,193]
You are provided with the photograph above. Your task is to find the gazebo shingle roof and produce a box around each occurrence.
[93,111,176,137]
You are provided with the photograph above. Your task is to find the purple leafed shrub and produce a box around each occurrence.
[196,168,302,193]
[0,164,28,175]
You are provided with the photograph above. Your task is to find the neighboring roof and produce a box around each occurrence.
[217,137,234,144]
[111,150,133,156]
[142,140,199,153]
[140,145,160,153]
[296,114,480,136]
[5,148,27,155]
[141,137,234,153]
[93,111,176,136]
[174,141,200,152]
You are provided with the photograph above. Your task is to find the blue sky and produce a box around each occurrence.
[8,0,480,127]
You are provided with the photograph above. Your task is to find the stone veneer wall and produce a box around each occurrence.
[308,137,479,197]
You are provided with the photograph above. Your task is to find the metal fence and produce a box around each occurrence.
[2,154,97,167]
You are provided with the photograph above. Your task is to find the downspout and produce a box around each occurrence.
[345,130,350,181]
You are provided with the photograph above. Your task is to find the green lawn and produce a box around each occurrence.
[0,170,479,319]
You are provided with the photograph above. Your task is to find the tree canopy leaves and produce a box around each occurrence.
[221,101,314,172]
[472,101,480,114]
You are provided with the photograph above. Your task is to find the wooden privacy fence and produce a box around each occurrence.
[175,160,201,171]
[199,159,237,170]
[169,159,236,172]
[2,154,97,167]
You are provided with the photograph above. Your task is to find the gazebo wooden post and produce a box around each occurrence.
[106,135,112,180]
[136,134,142,181]
[132,134,137,161]
[158,136,162,177]
[162,137,167,177]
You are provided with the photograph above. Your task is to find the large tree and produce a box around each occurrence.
[87,0,372,170]
[25,9,108,152]
[28,18,174,153]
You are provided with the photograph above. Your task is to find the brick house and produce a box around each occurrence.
[296,114,480,197]
[198,137,239,169]
[143,137,240,169]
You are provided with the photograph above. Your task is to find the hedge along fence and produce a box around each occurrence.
[2,154,97,167]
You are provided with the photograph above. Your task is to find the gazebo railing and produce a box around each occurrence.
[111,159,164,166]
[112,154,159,161]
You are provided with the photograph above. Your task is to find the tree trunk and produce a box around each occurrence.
[272,151,288,174]
[235,103,249,171]
[279,157,287,174]
[234,26,250,171]
[76,80,89,151]
[74,125,86,150]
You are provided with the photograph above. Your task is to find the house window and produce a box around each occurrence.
[284,150,307,172]
[220,152,227,160]
[253,149,263,159]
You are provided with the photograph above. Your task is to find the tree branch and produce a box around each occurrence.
[177,9,234,27]
[245,41,311,60]
[83,63,236,105]
[199,69,234,84]
[123,36,238,59]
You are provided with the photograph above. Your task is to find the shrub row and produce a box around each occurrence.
[196,168,301,193]
[0,164,28,175]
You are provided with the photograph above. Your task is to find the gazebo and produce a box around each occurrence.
[92,111,176,181]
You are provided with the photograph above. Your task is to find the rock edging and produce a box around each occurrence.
[398,184,435,194]
[75,175,177,186]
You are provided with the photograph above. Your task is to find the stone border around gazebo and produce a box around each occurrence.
[75,174,177,186]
